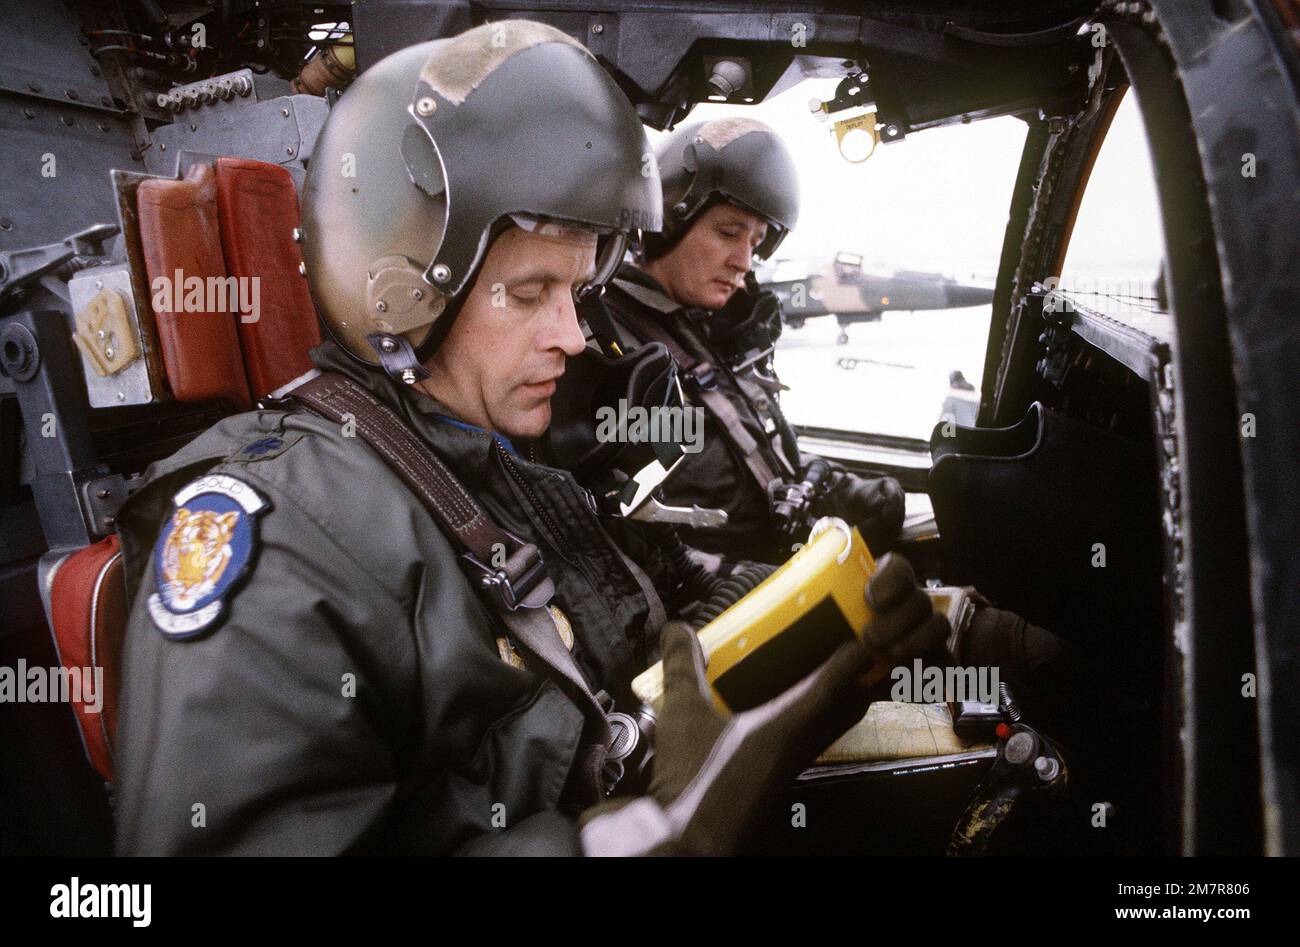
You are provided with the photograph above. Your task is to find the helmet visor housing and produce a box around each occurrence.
[300,21,662,367]
[654,117,800,261]
[408,27,661,299]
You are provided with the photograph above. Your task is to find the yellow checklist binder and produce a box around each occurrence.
[632,519,882,713]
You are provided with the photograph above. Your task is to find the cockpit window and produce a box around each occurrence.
[659,78,1026,442]
[1056,92,1166,329]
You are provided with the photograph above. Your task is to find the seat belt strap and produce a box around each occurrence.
[293,372,613,760]
[610,283,783,494]
[691,365,782,494]
[613,543,668,635]
[499,606,613,751]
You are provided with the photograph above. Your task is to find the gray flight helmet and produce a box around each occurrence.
[300,21,662,371]
[646,117,800,262]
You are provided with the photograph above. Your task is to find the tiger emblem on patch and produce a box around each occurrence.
[161,508,239,609]
[147,474,269,639]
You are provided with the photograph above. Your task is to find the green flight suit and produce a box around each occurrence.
[601,263,907,563]
[601,265,799,563]
[113,341,681,855]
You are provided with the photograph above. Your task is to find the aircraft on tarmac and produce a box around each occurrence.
[760,251,996,344]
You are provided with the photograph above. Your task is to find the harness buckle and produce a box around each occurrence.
[687,362,717,391]
[461,537,553,611]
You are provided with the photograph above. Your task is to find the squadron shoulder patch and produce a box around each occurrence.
[147,473,270,639]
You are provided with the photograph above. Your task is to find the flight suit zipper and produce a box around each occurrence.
[497,440,622,601]
[495,439,578,563]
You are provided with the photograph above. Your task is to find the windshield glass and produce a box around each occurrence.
[652,78,1025,441]
[1057,91,1166,331]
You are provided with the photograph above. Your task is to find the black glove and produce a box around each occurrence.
[708,276,783,361]
[579,553,948,855]
[814,469,906,555]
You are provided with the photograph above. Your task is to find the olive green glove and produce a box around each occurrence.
[580,552,948,855]
[862,552,952,676]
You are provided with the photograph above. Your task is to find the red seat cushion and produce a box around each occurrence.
[137,163,252,409]
[49,535,126,782]
[215,157,322,398]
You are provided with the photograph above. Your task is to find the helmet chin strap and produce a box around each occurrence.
[366,332,432,385]
[366,286,468,385]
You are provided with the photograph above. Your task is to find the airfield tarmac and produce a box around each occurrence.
[774,305,992,442]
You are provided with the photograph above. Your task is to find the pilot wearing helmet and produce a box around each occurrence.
[594,118,906,565]
[111,21,947,856]
[587,117,1094,797]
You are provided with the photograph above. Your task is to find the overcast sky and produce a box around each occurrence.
[649,77,1165,283]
